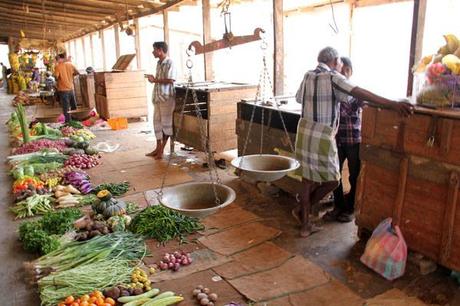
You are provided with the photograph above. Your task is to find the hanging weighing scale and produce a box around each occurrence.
[230,36,299,182]
[156,56,236,218]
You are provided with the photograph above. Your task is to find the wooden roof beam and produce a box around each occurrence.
[63,0,185,41]
[10,0,116,15]
[0,2,105,21]
[0,10,97,26]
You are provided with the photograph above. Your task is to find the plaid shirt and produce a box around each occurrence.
[296,63,356,128]
[336,96,364,146]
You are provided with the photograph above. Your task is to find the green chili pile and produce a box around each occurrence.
[129,206,204,243]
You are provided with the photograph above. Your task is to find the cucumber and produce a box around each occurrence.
[123,298,153,306]
[118,288,160,303]
[148,292,175,302]
[143,296,184,306]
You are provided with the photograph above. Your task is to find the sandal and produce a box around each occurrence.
[337,212,354,223]
[322,209,341,222]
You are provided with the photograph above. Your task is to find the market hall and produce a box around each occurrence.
[0,0,459,305]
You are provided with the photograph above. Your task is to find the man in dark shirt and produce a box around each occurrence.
[328,57,362,222]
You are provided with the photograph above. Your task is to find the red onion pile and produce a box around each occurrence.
[13,139,67,155]
[154,251,193,272]
[64,154,101,169]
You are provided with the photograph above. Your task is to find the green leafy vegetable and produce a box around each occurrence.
[94,181,130,196]
[18,208,82,255]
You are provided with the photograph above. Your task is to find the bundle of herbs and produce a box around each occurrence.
[25,232,146,282]
[39,259,134,306]
[18,208,82,255]
[93,181,130,196]
[130,206,204,243]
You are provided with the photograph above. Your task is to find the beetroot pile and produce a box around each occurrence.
[64,154,101,169]
[13,139,67,155]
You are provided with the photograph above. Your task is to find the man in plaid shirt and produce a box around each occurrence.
[293,47,413,237]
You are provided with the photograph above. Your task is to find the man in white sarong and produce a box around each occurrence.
[146,41,177,159]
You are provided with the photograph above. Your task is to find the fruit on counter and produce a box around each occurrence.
[441,54,460,75]
[58,290,116,306]
[415,33,460,75]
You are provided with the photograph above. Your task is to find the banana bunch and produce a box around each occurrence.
[414,34,460,75]
[17,75,26,91]
[8,52,19,71]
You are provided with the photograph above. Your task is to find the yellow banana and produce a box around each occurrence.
[444,34,459,54]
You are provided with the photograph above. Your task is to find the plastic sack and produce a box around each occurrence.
[94,141,120,153]
[360,218,407,280]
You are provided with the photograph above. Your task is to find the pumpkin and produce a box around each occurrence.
[103,200,127,218]
[92,199,106,214]
[97,190,112,201]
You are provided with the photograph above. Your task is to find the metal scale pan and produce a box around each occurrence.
[160,182,236,218]
[231,154,300,182]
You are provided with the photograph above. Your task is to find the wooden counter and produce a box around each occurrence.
[173,82,257,153]
[356,105,460,270]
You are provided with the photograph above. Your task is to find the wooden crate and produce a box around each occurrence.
[356,105,460,270]
[74,74,95,109]
[93,70,147,119]
[173,83,257,153]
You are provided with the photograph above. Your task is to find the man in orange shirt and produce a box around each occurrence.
[54,53,79,122]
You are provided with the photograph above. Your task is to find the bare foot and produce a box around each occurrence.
[154,151,163,160]
[145,149,159,156]
[300,224,322,238]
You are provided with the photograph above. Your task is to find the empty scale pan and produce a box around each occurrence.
[160,182,236,218]
[231,154,300,182]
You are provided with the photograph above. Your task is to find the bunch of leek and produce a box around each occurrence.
[16,104,30,144]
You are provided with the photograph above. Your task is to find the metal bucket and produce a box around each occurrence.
[231,154,300,182]
[160,182,236,218]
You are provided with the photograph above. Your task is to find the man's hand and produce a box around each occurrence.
[392,100,414,117]
[147,75,155,83]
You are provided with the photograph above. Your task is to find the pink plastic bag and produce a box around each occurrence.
[360,218,407,280]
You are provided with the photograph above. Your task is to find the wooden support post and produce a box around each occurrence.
[81,37,87,68]
[100,30,107,71]
[163,9,170,46]
[134,18,141,69]
[273,0,284,95]
[406,0,427,97]
[202,0,213,80]
[114,24,121,59]
[90,34,95,69]
[72,39,78,66]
